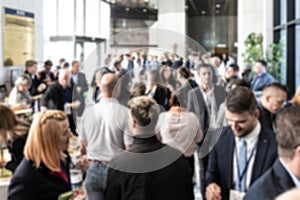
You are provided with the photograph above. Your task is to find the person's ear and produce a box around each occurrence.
[132,117,137,128]
[254,108,260,119]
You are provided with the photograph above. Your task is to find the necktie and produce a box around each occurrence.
[236,138,247,192]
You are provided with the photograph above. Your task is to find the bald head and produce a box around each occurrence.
[58,69,70,89]
[100,73,119,97]
[261,82,287,113]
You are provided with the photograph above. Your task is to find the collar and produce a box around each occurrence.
[133,135,158,145]
[100,97,119,103]
[200,84,214,94]
[279,158,300,188]
[236,121,261,143]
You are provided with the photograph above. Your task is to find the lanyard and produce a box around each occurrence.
[234,139,257,191]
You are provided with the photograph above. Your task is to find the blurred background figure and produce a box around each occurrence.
[0,104,30,173]
[38,60,56,93]
[8,74,32,109]
[70,60,88,117]
[251,60,275,99]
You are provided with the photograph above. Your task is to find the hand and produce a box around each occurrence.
[206,183,222,200]
[43,77,52,83]
[69,101,80,109]
[0,161,6,169]
[76,87,82,94]
[78,155,89,173]
[37,83,46,92]
[70,187,86,200]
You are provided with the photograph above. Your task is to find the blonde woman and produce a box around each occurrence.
[8,110,85,200]
[0,104,29,172]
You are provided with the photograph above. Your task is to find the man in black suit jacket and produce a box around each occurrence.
[187,64,225,134]
[244,105,300,199]
[205,87,277,200]
[258,82,287,132]
[187,63,226,194]
[71,60,89,117]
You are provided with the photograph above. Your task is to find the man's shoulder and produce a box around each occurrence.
[244,168,275,199]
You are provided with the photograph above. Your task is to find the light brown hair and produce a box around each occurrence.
[276,104,300,159]
[24,110,68,171]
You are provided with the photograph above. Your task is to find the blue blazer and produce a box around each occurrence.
[205,126,278,200]
[244,159,295,200]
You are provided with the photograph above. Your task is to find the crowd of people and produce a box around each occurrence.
[1,51,300,200]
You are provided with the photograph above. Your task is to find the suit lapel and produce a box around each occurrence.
[223,129,235,189]
[250,128,269,184]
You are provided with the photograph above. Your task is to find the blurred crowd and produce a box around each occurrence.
[1,51,300,200]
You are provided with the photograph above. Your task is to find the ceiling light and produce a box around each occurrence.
[125,7,130,11]
[216,4,221,8]
[201,10,206,14]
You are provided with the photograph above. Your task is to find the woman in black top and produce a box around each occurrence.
[8,110,77,200]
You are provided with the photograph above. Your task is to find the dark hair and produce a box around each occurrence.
[177,66,191,79]
[59,58,65,63]
[276,104,300,159]
[44,60,53,67]
[228,63,239,72]
[226,87,257,115]
[25,60,37,69]
[256,60,267,68]
[231,79,251,89]
[63,62,70,69]
[114,61,121,67]
[169,92,185,107]
[263,82,288,93]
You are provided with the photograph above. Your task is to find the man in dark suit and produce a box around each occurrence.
[187,63,226,135]
[258,82,287,132]
[244,104,300,199]
[205,87,277,200]
[187,63,226,194]
[41,69,80,135]
[70,60,88,117]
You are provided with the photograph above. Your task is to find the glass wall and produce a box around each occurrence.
[274,0,300,97]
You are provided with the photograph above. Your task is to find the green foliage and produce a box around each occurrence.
[242,32,283,81]
[242,33,264,68]
[266,41,284,81]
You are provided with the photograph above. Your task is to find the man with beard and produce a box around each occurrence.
[205,87,277,200]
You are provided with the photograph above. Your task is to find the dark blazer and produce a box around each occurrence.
[8,157,71,200]
[71,72,88,116]
[6,135,27,173]
[24,71,42,96]
[178,79,198,108]
[187,85,225,133]
[106,136,194,200]
[244,159,295,200]
[258,102,275,132]
[148,85,171,112]
[205,126,278,200]
[41,82,65,111]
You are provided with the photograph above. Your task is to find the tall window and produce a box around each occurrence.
[274,0,300,97]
